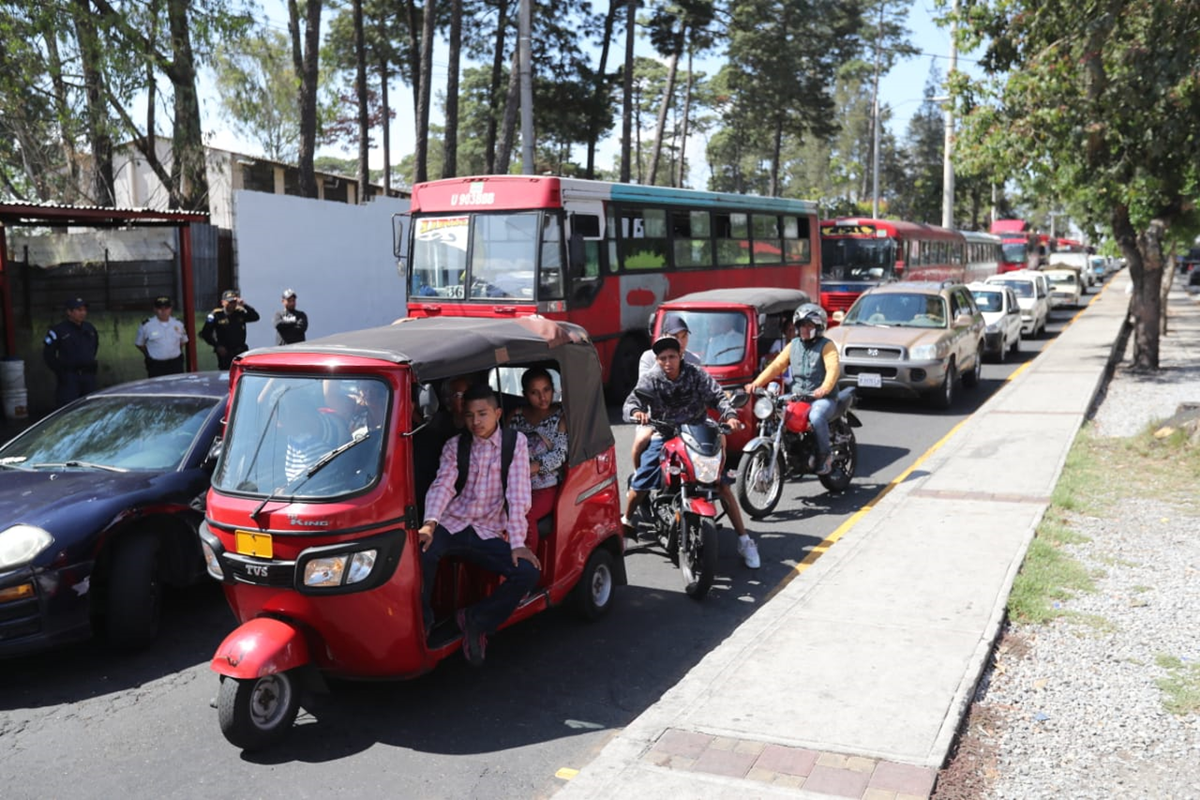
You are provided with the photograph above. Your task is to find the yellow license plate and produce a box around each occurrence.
[235,530,273,559]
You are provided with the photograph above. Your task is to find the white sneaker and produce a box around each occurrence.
[737,535,761,569]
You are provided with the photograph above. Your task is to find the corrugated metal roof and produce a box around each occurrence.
[0,201,209,225]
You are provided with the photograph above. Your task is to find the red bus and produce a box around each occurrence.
[818,218,986,318]
[989,219,1040,272]
[395,175,821,400]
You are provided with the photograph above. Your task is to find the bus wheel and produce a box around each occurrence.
[606,337,644,405]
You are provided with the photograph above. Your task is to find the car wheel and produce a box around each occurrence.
[1011,330,1022,353]
[571,547,616,621]
[930,361,957,409]
[105,531,162,650]
[995,335,1007,363]
[962,347,983,388]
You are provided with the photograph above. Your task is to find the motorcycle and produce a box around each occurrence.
[735,384,861,519]
[631,391,746,600]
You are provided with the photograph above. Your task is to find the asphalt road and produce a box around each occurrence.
[0,292,1097,800]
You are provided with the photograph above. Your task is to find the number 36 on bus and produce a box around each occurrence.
[393,176,820,402]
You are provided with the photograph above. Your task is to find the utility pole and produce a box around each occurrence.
[870,4,883,218]
[519,0,534,174]
[941,0,958,229]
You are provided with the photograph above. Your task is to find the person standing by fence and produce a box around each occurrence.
[201,289,260,370]
[43,297,99,407]
[273,288,308,345]
[135,295,187,377]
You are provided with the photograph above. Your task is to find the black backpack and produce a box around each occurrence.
[454,427,519,512]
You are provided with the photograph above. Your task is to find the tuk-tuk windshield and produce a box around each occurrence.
[213,375,390,499]
[669,310,747,367]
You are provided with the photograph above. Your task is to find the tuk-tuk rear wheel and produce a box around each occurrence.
[217,672,301,751]
[572,548,616,621]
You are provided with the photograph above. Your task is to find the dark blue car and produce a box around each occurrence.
[0,372,229,657]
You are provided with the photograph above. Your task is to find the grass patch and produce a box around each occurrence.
[1154,654,1200,716]
[1008,537,1095,623]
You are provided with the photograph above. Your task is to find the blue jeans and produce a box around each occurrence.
[420,525,540,636]
[808,397,835,457]
[631,436,665,491]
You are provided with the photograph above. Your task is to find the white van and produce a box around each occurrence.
[1049,252,1095,288]
[985,271,1050,338]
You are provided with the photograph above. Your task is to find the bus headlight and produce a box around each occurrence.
[303,550,378,587]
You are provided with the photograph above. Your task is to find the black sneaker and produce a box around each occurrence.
[456,608,487,667]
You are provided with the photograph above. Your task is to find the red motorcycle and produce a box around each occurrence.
[734,385,861,519]
[632,391,746,600]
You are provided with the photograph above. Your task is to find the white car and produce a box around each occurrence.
[1043,267,1084,308]
[984,271,1050,338]
[968,282,1023,361]
[1049,252,1095,288]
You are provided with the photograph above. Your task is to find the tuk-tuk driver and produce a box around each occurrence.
[417,384,540,667]
[622,335,761,570]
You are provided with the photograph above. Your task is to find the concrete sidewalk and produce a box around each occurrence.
[557,270,1153,800]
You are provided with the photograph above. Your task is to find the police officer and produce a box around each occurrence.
[200,289,260,369]
[134,295,188,377]
[273,288,308,345]
[43,296,100,407]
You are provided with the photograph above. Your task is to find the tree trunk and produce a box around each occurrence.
[442,0,462,178]
[496,48,521,173]
[73,0,115,206]
[163,0,208,211]
[620,0,635,183]
[769,117,783,197]
[380,57,392,193]
[646,47,678,187]
[587,0,619,179]
[288,0,322,198]
[1112,205,1162,370]
[44,30,81,203]
[354,0,369,202]
[414,0,437,184]
[403,0,421,121]
[676,48,693,188]
[484,0,510,173]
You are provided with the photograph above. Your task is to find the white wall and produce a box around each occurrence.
[233,190,410,350]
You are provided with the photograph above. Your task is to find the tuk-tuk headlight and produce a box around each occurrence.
[0,525,54,570]
[303,549,378,587]
[201,539,224,580]
[753,396,775,420]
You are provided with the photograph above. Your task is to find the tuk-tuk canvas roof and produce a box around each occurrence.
[242,316,613,465]
[664,287,811,316]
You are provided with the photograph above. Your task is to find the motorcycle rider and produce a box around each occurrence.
[746,303,841,475]
[623,335,760,569]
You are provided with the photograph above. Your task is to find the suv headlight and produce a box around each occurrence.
[303,549,378,587]
[0,525,54,570]
[910,342,945,360]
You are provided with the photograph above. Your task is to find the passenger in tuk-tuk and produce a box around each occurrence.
[622,336,761,569]
[505,367,568,552]
[417,384,541,667]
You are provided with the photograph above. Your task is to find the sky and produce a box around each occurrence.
[202,0,983,188]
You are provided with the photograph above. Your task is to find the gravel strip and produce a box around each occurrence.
[939,277,1200,799]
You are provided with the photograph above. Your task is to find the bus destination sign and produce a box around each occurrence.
[826,224,877,236]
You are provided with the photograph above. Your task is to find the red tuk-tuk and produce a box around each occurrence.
[649,288,812,454]
[200,316,625,750]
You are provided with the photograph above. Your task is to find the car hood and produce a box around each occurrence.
[980,310,1008,326]
[0,469,188,534]
[827,323,947,351]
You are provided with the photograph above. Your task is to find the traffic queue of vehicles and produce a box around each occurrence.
[1,174,1117,753]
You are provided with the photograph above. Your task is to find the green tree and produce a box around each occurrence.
[955,0,1200,368]
[892,63,945,224]
[214,28,304,162]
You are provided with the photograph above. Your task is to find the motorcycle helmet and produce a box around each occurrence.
[793,303,827,340]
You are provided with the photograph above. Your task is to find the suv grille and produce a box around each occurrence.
[844,345,904,360]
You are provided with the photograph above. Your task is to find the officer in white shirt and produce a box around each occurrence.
[135,295,188,377]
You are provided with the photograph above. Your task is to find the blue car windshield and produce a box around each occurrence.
[212,374,390,499]
[0,395,218,471]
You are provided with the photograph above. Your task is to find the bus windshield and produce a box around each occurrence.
[1001,243,1028,263]
[820,237,897,282]
[409,211,564,301]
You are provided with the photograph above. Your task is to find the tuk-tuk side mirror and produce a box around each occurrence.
[417,383,440,421]
[392,212,411,275]
[203,436,223,471]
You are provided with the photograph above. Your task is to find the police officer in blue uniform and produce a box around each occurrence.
[43,296,100,407]
[200,289,260,370]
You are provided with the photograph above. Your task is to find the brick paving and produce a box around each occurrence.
[646,728,937,799]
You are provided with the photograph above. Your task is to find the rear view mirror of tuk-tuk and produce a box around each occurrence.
[414,383,440,425]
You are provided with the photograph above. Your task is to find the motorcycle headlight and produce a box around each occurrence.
[690,451,723,484]
[303,549,378,587]
[0,525,54,570]
[753,396,775,420]
[910,342,945,360]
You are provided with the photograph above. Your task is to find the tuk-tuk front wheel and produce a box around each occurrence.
[572,548,616,621]
[217,671,301,751]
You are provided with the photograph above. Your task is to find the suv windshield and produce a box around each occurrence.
[213,375,390,499]
[0,395,217,471]
[844,292,948,328]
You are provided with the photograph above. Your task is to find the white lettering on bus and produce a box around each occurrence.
[450,191,496,207]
